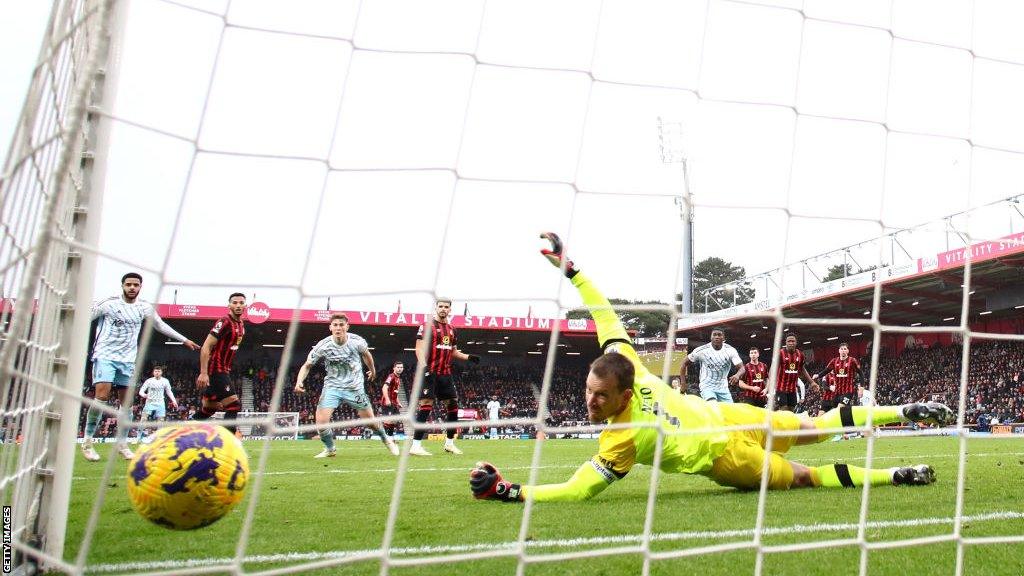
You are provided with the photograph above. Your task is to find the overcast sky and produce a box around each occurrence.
[4,0,1024,320]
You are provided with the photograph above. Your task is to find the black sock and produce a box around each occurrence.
[192,406,215,420]
[222,405,240,433]
[413,406,431,441]
[446,407,459,440]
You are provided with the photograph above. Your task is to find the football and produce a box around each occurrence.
[126,424,249,530]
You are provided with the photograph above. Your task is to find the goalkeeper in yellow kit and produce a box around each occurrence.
[469,233,953,502]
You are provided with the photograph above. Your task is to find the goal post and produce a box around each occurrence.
[44,0,126,566]
[0,0,117,571]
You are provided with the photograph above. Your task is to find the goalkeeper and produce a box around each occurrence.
[469,233,953,502]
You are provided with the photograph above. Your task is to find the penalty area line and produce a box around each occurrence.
[85,510,1024,573]
[72,464,579,481]
[72,452,1024,481]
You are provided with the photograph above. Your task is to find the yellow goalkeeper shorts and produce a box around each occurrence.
[708,402,803,490]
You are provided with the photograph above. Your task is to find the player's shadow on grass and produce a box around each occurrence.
[648,487,766,502]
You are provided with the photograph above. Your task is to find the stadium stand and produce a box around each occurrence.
[77,339,1024,440]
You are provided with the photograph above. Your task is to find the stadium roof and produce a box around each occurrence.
[680,230,1024,350]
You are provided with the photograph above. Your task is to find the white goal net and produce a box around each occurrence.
[210,411,299,440]
[3,0,1024,575]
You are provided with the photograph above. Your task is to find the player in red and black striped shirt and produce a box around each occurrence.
[410,298,480,456]
[739,347,768,407]
[380,361,405,435]
[194,292,246,432]
[820,373,836,412]
[816,343,862,411]
[774,334,818,412]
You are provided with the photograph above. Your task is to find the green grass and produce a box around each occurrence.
[66,436,1024,575]
[638,350,687,380]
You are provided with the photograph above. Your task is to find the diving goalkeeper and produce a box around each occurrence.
[469,233,953,502]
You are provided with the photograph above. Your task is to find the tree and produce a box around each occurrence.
[822,263,854,282]
[822,263,879,283]
[685,257,754,312]
[566,298,674,338]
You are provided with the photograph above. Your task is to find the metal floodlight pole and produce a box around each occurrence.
[658,117,694,314]
[680,158,694,314]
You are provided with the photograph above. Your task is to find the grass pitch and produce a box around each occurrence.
[637,350,687,381]
[67,436,1024,575]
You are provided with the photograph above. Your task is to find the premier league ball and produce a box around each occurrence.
[126,424,249,530]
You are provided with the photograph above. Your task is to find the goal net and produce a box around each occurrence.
[209,412,299,441]
[3,0,1024,575]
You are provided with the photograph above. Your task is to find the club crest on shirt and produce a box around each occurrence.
[436,335,453,350]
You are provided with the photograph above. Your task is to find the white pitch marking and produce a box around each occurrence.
[72,464,579,481]
[71,452,1024,481]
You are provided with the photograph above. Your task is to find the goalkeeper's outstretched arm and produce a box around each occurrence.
[539,232,650,379]
[470,458,619,502]
[468,233,641,504]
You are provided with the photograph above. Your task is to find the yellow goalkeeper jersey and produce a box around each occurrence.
[522,272,729,502]
[597,343,729,478]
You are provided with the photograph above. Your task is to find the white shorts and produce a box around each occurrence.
[700,387,734,403]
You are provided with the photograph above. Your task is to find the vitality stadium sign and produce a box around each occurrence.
[157,304,597,332]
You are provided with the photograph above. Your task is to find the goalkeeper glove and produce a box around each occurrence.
[539,232,578,279]
[467,354,481,365]
[469,461,522,502]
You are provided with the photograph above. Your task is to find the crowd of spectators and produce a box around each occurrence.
[79,339,1024,439]
[874,340,1024,425]
[677,339,1024,425]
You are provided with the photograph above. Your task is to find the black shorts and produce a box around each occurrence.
[379,404,401,416]
[821,397,836,411]
[203,372,236,403]
[742,395,766,408]
[774,390,799,409]
[834,392,856,408]
[422,373,458,402]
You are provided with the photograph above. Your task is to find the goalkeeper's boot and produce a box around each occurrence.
[385,439,400,456]
[117,443,135,460]
[902,402,955,426]
[444,442,463,455]
[409,445,432,456]
[892,464,936,486]
[81,439,100,462]
[313,448,337,458]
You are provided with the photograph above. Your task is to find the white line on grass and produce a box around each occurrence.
[72,452,1024,481]
[258,464,578,477]
[71,464,579,481]
[85,510,1024,573]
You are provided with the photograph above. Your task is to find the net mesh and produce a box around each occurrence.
[3,0,1024,574]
